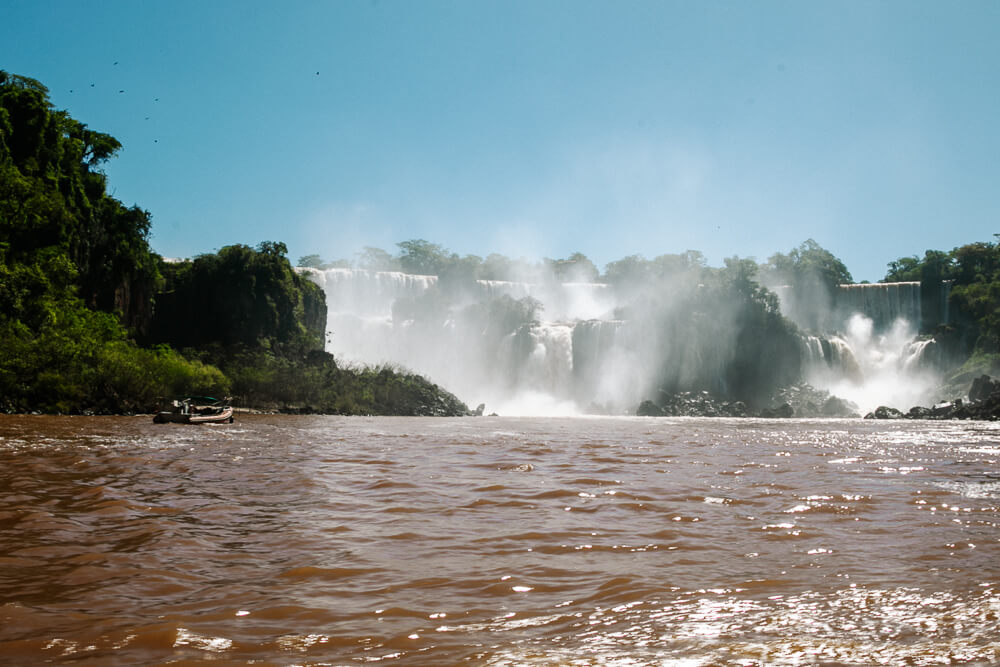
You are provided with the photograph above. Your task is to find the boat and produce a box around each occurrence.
[153,396,234,424]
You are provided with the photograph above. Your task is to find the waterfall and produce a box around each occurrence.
[303,266,945,415]
[302,268,634,415]
[476,280,534,302]
[777,279,944,413]
[801,314,938,414]
[835,282,921,331]
[305,267,438,318]
[474,280,615,321]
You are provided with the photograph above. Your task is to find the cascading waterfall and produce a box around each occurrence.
[304,267,946,415]
[796,282,942,413]
[835,282,921,331]
[303,268,638,415]
[305,267,438,318]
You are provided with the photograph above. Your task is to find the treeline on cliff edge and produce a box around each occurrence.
[2,70,998,415]
[0,70,467,415]
[302,234,999,409]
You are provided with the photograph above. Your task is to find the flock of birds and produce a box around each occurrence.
[64,60,163,143]
[63,61,323,147]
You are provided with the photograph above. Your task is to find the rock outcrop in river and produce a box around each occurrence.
[865,374,1000,421]
[635,383,860,419]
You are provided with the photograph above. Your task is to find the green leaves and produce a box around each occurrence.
[883,238,1000,351]
[150,243,325,351]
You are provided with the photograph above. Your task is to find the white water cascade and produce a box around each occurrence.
[305,268,946,416]
[794,283,941,414]
[302,268,640,415]
[835,282,921,332]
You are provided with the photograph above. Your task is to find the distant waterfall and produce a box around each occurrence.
[303,268,437,318]
[303,267,945,415]
[475,279,615,321]
[784,280,944,413]
[302,268,634,414]
[835,282,921,331]
[800,315,939,414]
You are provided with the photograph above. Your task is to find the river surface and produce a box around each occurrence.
[1,415,999,665]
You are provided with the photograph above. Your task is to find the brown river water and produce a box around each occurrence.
[1,415,1000,665]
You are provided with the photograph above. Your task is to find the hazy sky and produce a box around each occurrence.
[4,0,999,281]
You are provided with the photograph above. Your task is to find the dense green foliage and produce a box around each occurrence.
[885,237,1000,357]
[0,71,177,412]
[604,252,800,404]
[6,68,990,415]
[760,239,854,332]
[146,242,468,414]
[149,241,326,352]
[216,349,467,416]
[0,71,468,415]
[302,239,602,284]
[0,72,159,332]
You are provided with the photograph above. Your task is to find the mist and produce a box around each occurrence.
[300,241,945,416]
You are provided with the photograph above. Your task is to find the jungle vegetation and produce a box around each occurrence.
[2,69,995,413]
[0,70,467,415]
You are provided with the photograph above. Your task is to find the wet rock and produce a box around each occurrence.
[821,396,858,417]
[768,383,858,418]
[726,401,749,417]
[898,375,1000,421]
[969,375,1000,403]
[865,406,905,419]
[636,392,750,417]
[760,402,794,418]
[931,400,958,417]
[636,400,665,416]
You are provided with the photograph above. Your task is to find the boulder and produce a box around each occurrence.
[760,402,794,418]
[768,383,858,418]
[865,406,905,420]
[969,375,1000,403]
[821,396,858,417]
[636,400,665,417]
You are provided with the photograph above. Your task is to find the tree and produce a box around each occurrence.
[298,254,325,268]
[150,243,325,352]
[761,239,852,331]
[765,239,852,289]
[603,255,651,287]
[356,246,400,271]
[396,239,450,275]
[885,255,922,282]
[548,252,599,283]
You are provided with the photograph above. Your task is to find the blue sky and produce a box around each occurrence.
[3,0,999,281]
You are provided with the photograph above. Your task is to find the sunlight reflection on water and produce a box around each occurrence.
[1,415,1000,664]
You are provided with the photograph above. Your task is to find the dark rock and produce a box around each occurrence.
[929,401,954,417]
[725,401,749,417]
[636,400,665,416]
[473,403,485,417]
[820,396,858,417]
[641,391,752,417]
[866,406,905,420]
[907,406,933,419]
[970,375,1000,403]
[760,402,794,418]
[768,383,858,418]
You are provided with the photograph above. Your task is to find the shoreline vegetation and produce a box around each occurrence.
[2,70,998,419]
[0,71,468,417]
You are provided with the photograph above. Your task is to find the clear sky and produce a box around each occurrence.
[3,0,999,281]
